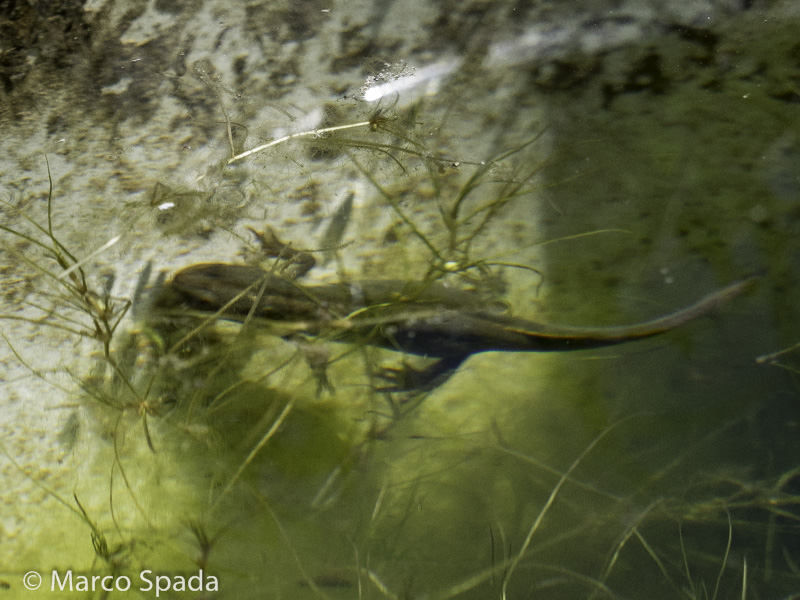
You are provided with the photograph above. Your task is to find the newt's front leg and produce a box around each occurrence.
[246,226,316,278]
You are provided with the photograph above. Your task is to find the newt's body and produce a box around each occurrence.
[166,263,758,389]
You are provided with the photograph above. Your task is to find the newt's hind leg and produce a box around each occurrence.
[376,356,466,392]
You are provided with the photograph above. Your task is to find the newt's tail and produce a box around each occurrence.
[501,271,763,350]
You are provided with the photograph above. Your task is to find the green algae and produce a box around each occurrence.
[2,50,799,600]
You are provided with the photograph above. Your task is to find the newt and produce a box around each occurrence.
[164,263,760,390]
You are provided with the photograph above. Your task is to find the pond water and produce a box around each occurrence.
[1,1,798,599]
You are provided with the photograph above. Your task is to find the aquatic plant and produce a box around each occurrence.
[2,76,794,600]
[0,160,245,591]
[0,158,129,358]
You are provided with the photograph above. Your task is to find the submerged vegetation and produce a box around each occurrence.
[1,83,798,600]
